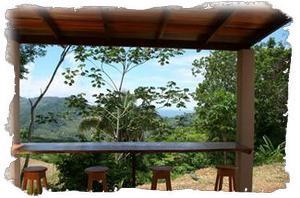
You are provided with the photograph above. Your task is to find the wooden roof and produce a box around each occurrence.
[6,5,291,50]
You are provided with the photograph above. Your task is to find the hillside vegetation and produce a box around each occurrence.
[20,96,193,142]
[20,97,81,141]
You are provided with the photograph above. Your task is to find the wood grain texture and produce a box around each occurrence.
[6,5,291,50]
[13,142,252,154]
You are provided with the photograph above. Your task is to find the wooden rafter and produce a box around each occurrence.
[7,6,291,50]
[198,9,233,46]
[37,8,62,42]
[14,34,249,50]
[245,12,292,46]
[155,9,170,40]
[100,9,110,39]
[6,28,21,43]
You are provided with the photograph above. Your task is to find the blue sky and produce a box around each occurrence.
[20,26,290,114]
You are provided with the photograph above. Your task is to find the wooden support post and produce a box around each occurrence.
[236,49,255,192]
[131,152,136,187]
[7,40,21,187]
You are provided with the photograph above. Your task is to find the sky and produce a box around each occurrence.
[20,26,290,115]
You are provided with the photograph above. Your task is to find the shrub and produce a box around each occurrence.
[54,153,151,191]
[255,135,285,165]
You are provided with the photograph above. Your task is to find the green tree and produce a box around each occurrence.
[78,92,161,142]
[253,39,290,146]
[192,38,291,163]
[192,50,237,143]
[56,46,191,190]
[20,44,47,79]
[63,46,190,142]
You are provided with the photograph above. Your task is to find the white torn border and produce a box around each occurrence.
[0,0,299,197]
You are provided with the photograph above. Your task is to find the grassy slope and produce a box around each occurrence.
[139,163,289,192]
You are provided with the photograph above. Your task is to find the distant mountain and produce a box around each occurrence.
[157,109,194,118]
[20,97,66,126]
[20,96,81,142]
[163,112,196,128]
[20,97,195,142]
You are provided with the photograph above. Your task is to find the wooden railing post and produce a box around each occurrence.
[7,39,21,187]
[236,49,255,192]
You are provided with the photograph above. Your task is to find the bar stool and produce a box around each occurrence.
[150,166,172,191]
[85,166,109,192]
[22,166,48,195]
[214,165,238,192]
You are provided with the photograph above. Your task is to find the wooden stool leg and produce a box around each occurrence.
[42,174,48,189]
[232,176,236,191]
[214,174,219,191]
[218,176,223,191]
[229,176,233,192]
[29,179,34,195]
[151,175,158,190]
[102,176,108,192]
[37,179,42,194]
[166,176,172,191]
[87,176,93,192]
[22,176,28,191]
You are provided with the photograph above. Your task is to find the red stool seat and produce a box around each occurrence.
[85,166,109,173]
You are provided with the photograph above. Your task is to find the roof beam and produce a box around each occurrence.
[155,10,170,40]
[15,34,249,50]
[245,12,292,47]
[197,10,233,46]
[5,28,21,43]
[37,8,62,42]
[100,9,110,39]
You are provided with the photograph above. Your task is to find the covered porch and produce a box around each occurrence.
[6,3,290,193]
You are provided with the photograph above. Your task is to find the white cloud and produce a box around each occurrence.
[173,69,203,91]
[21,67,96,100]
[168,51,209,67]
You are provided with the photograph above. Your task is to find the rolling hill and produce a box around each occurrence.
[20,97,81,142]
[20,96,195,142]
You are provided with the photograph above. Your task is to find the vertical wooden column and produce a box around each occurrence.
[131,152,136,187]
[235,49,255,192]
[8,40,21,187]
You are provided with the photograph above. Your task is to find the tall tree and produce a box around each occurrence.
[253,39,291,146]
[20,45,72,182]
[57,46,191,189]
[63,46,190,142]
[192,38,291,149]
[192,50,237,143]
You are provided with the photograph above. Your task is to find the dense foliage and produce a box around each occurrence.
[62,46,190,142]
[20,97,81,142]
[255,136,285,165]
[253,39,290,146]
[192,38,290,149]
